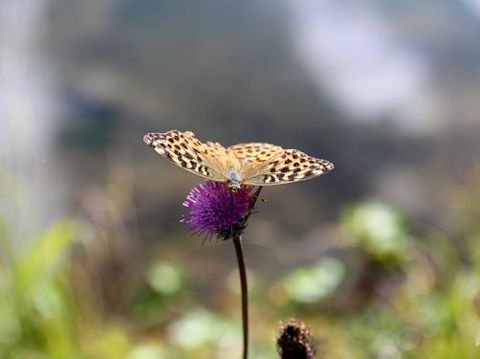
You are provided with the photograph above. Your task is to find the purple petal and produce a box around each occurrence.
[181,181,257,240]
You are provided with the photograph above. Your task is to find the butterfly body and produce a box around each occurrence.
[143,130,333,190]
[226,169,242,191]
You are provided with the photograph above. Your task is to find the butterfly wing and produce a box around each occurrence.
[227,143,284,177]
[241,148,334,186]
[143,130,227,181]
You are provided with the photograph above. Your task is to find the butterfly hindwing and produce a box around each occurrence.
[227,143,284,178]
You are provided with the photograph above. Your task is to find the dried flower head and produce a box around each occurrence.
[181,181,257,240]
[277,319,316,359]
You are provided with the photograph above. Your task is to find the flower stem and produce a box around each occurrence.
[233,234,249,359]
[232,186,262,359]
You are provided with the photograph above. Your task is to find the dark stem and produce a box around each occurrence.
[232,186,262,359]
[240,186,263,228]
[233,234,249,359]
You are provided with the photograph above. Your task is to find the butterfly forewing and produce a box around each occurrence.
[242,149,334,186]
[228,143,283,163]
[143,130,226,181]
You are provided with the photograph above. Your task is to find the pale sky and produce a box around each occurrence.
[286,0,437,132]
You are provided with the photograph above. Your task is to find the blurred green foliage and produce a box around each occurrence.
[281,256,346,304]
[0,220,80,358]
[342,200,411,264]
[1,193,480,358]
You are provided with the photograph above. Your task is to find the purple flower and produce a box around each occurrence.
[181,181,257,240]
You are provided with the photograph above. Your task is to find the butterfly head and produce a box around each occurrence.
[227,169,242,192]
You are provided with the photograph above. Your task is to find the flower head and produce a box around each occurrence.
[277,319,316,359]
[181,181,257,240]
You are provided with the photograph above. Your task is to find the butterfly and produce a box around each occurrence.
[143,130,334,191]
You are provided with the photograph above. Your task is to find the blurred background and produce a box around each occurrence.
[1,0,480,358]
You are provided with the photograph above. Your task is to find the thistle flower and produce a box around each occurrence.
[277,319,317,359]
[181,181,257,240]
